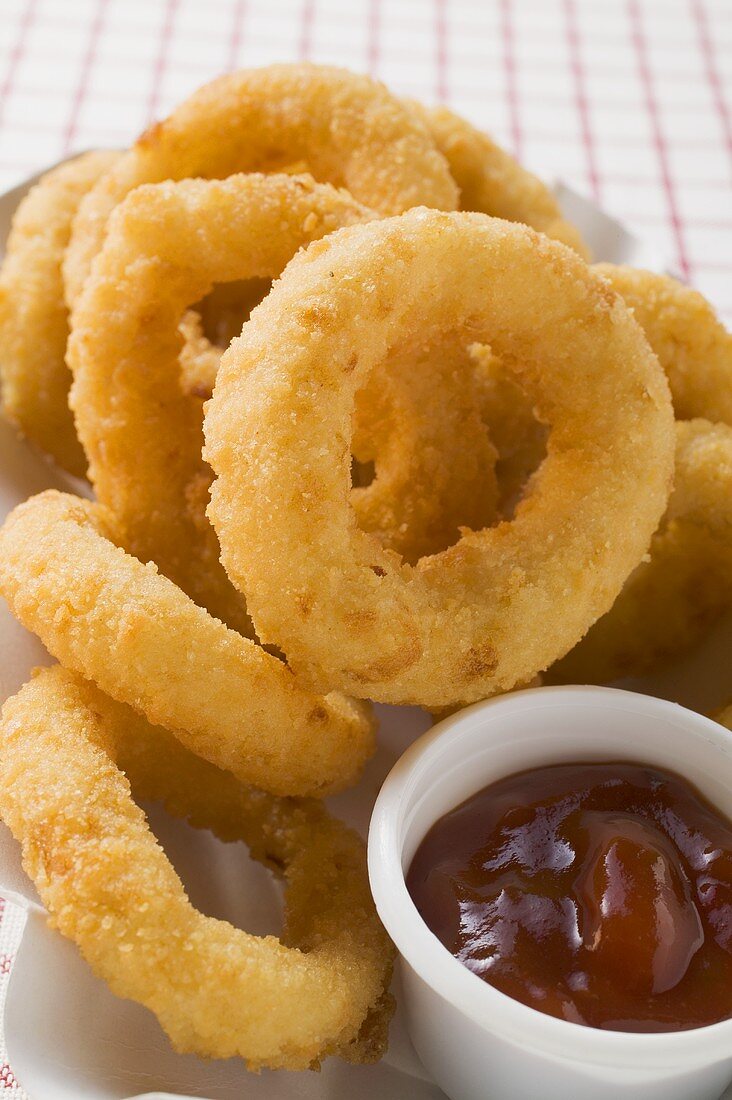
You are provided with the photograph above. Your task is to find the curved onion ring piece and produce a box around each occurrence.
[595,265,732,424]
[68,174,373,633]
[548,419,732,683]
[413,103,589,258]
[205,209,674,708]
[0,150,118,476]
[0,665,393,1069]
[0,490,374,797]
[63,62,458,306]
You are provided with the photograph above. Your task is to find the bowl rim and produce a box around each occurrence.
[367,684,732,1069]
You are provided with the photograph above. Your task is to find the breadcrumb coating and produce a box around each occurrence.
[63,63,458,306]
[0,150,118,476]
[0,490,374,797]
[0,666,393,1069]
[205,210,674,706]
[549,420,732,683]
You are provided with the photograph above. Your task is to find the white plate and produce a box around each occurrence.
[0,165,730,1100]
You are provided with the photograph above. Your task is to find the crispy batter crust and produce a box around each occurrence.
[548,420,732,683]
[0,151,118,475]
[63,63,458,306]
[205,210,674,706]
[180,296,499,567]
[595,265,732,423]
[147,179,496,567]
[414,103,589,258]
[547,269,732,681]
[0,490,374,797]
[0,665,393,1068]
[68,174,373,633]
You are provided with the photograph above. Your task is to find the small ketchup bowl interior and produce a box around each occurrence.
[405,758,732,1033]
[368,686,732,1100]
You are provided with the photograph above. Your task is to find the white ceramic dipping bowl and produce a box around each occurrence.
[368,686,732,1100]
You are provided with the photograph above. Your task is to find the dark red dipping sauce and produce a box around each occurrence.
[406,762,732,1032]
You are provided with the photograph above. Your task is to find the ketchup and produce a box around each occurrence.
[406,763,732,1032]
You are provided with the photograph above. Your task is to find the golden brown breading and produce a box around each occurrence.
[413,103,589,257]
[596,265,732,423]
[0,665,393,1069]
[63,63,458,306]
[0,150,118,476]
[67,173,373,634]
[0,490,374,797]
[549,420,732,683]
[205,210,674,706]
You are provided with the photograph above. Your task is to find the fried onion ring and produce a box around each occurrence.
[544,272,732,683]
[0,150,118,476]
[595,265,732,423]
[0,490,374,797]
[472,266,732,519]
[179,308,498,566]
[67,174,373,633]
[178,314,498,567]
[143,178,496,567]
[0,665,393,1068]
[548,419,732,684]
[63,63,458,306]
[412,103,589,258]
[205,210,674,707]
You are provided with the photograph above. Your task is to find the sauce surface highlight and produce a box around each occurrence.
[406,762,732,1032]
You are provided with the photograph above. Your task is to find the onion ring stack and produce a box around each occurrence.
[3,59,722,1073]
[67,173,374,632]
[63,63,460,307]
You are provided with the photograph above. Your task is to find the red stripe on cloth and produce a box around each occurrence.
[227,0,247,72]
[146,0,181,125]
[62,0,110,154]
[691,0,732,182]
[435,0,449,103]
[299,0,316,61]
[0,1064,17,1090]
[498,0,522,160]
[627,0,691,279]
[0,0,40,128]
[563,0,601,202]
[368,0,380,76]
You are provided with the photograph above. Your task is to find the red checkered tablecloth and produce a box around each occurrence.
[1,1,731,1095]
[2,0,732,315]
